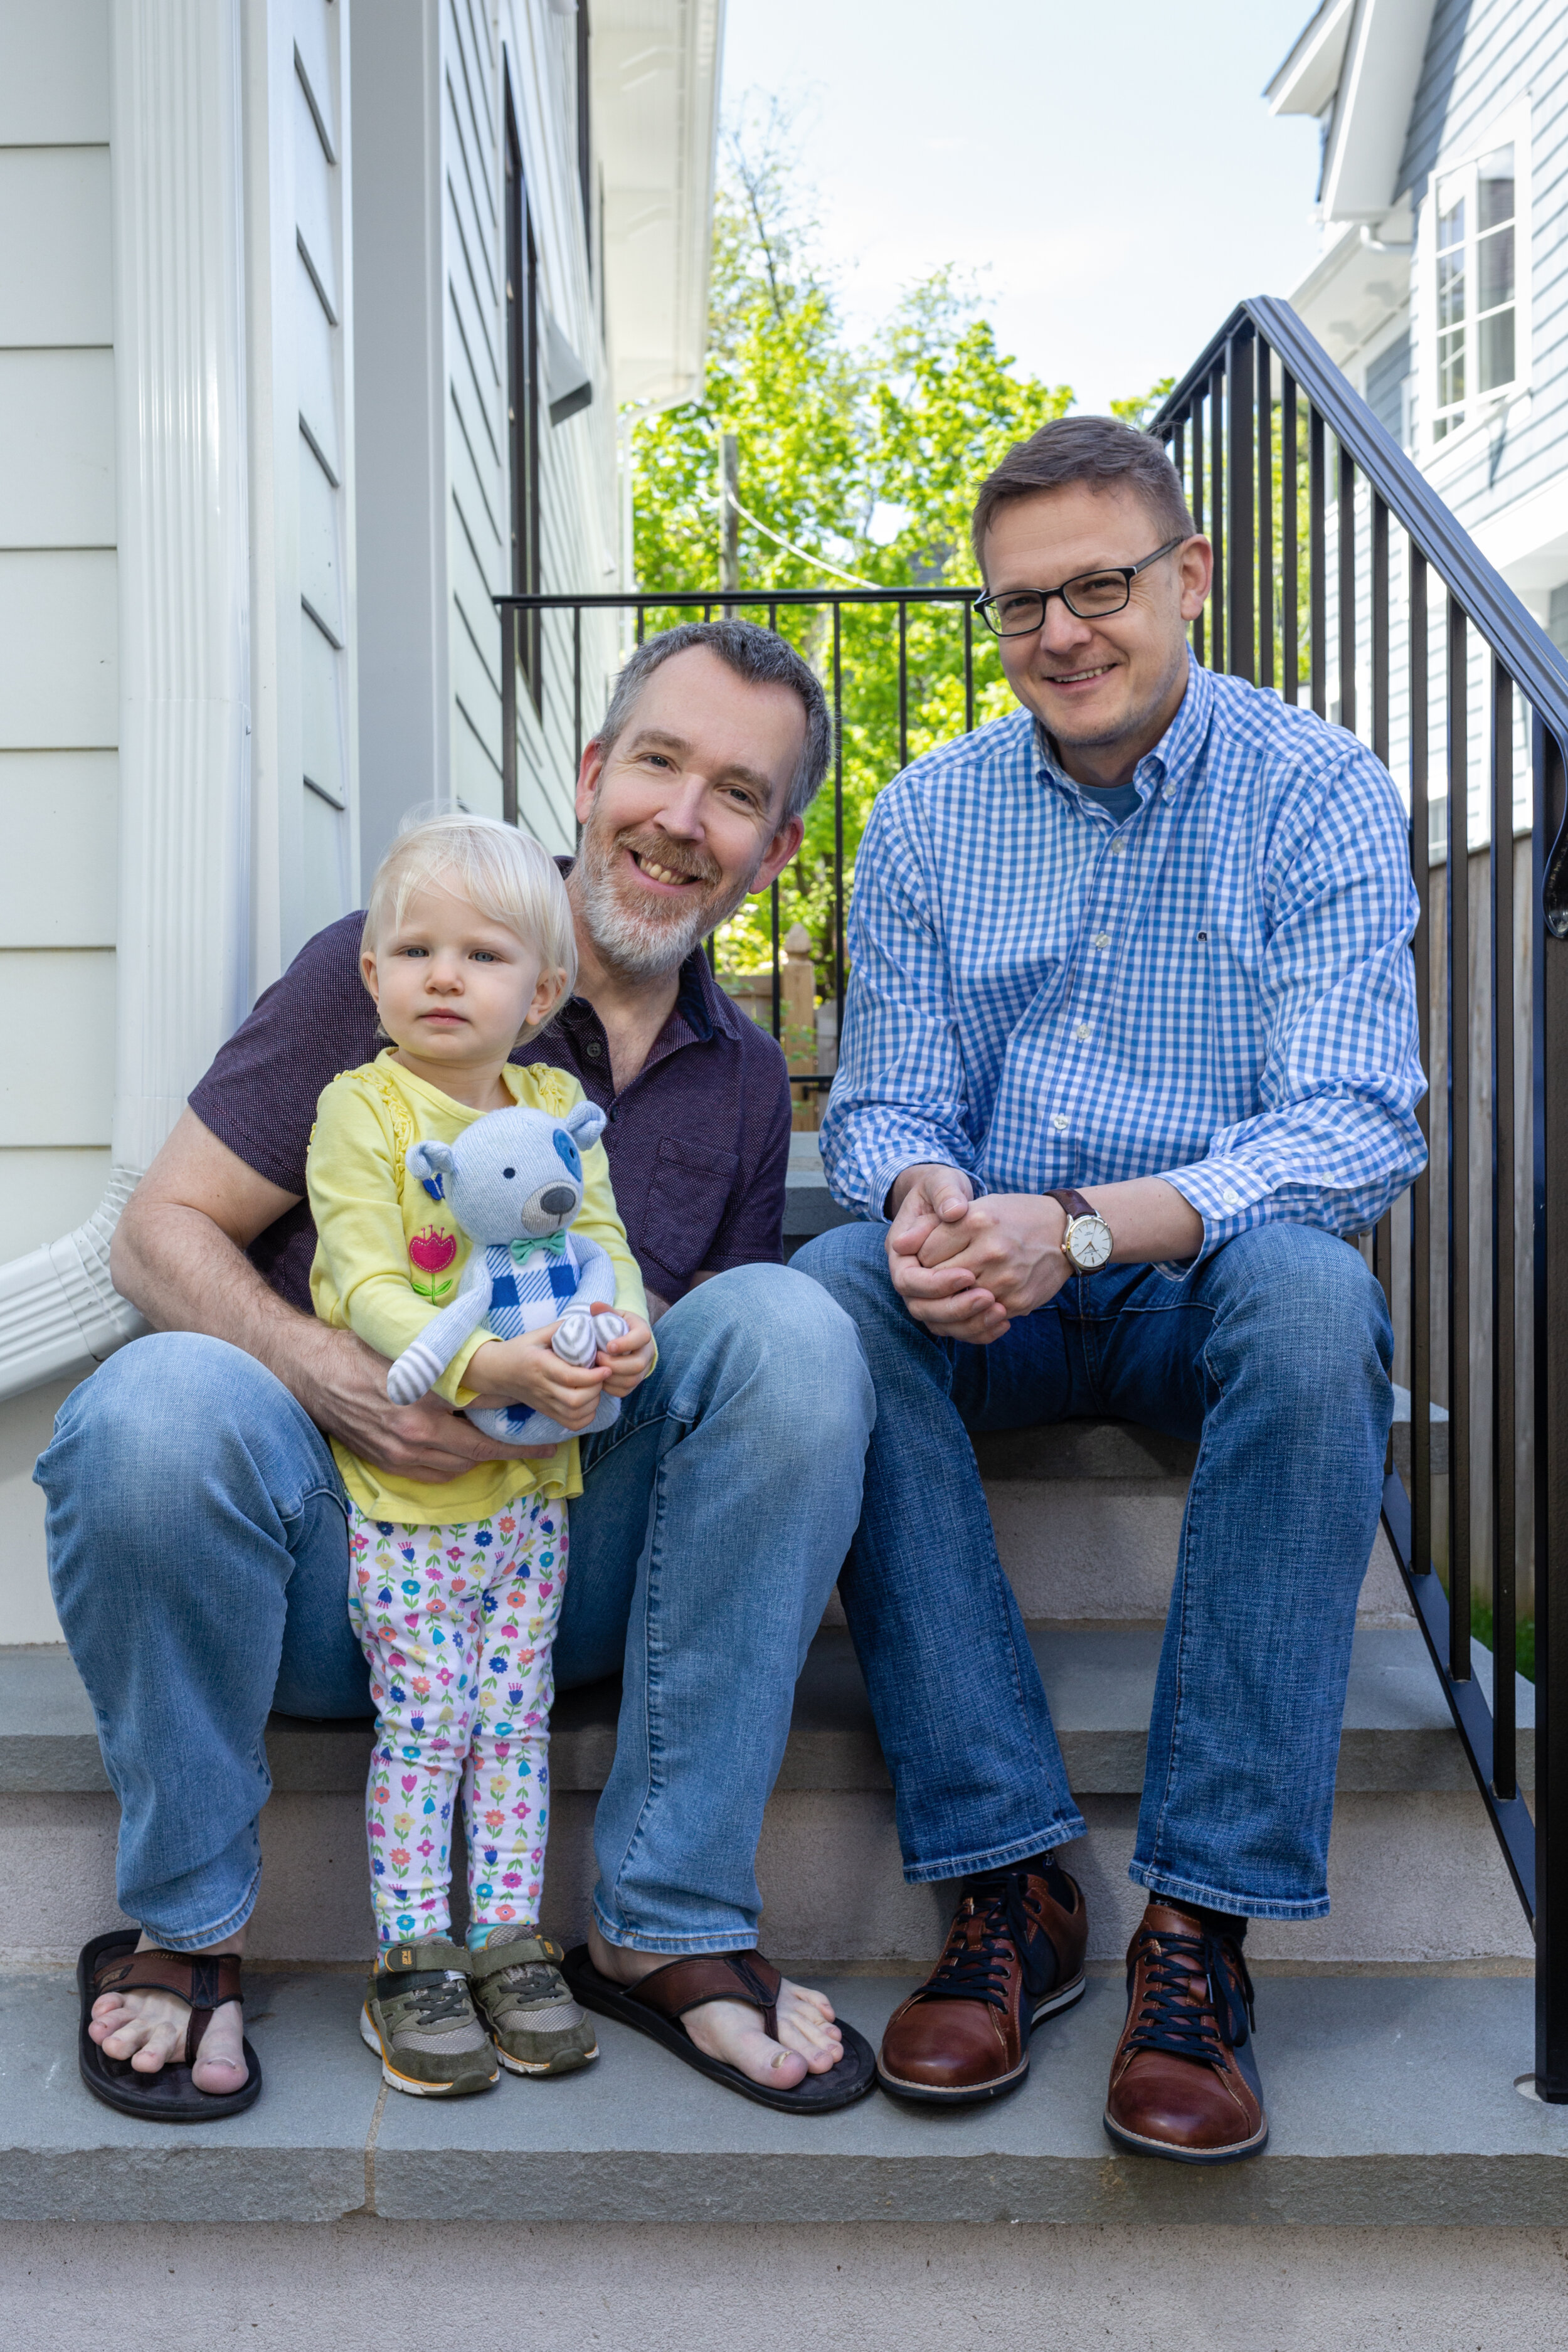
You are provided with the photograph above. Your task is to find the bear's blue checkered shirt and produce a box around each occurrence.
[820,654,1427,1267]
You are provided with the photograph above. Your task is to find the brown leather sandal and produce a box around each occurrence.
[562,1943,875,2113]
[77,1928,262,2121]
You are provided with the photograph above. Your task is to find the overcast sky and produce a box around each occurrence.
[718,0,1327,415]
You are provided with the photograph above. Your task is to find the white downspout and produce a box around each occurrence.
[0,0,252,1405]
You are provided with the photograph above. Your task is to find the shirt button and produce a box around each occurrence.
[1093,931,1111,950]
[585,1040,604,1059]
[1074,1022,1091,1042]
[1051,1112,1069,1132]
[1163,787,1176,803]
[1110,840,1127,857]
[1222,1186,1240,1207]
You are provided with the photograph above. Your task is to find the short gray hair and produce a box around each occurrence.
[971,415,1195,575]
[593,619,832,824]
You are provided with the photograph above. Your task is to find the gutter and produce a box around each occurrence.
[0,0,252,1407]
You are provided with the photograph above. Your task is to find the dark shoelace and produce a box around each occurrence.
[1121,1929,1256,2072]
[914,1869,1060,2013]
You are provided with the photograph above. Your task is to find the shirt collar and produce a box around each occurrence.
[1032,649,1214,807]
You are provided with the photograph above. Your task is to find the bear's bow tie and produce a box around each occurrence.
[510,1232,569,1264]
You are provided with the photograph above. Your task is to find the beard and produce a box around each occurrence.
[573,815,753,981]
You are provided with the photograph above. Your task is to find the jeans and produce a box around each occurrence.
[794,1218,1393,1919]
[35,1263,873,1954]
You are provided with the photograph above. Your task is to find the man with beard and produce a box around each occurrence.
[38,622,877,2114]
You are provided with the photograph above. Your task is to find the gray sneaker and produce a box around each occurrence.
[469,1930,599,2076]
[360,1937,499,2098]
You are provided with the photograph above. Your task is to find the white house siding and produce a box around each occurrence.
[1401,0,1568,622]
[0,0,117,1639]
[353,0,620,884]
[245,0,360,991]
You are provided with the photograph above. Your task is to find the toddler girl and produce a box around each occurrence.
[307,813,653,2097]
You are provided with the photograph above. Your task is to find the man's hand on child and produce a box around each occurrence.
[596,1312,654,1397]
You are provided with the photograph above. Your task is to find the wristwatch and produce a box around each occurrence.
[1049,1188,1113,1275]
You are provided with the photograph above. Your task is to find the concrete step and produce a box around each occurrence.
[0,1964,1562,2227]
[0,1630,1535,1974]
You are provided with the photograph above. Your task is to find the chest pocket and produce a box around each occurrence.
[642,1136,740,1281]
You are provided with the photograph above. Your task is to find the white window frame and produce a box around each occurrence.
[1419,93,1532,457]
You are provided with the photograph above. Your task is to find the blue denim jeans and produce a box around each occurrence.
[34,1263,873,1954]
[794,1218,1393,1919]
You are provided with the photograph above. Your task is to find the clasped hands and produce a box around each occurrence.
[465,1312,655,1434]
[886,1165,1071,1343]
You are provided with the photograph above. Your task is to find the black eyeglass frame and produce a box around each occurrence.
[973,536,1190,637]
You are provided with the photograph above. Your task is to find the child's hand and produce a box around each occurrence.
[465,1326,609,1433]
[598,1312,654,1397]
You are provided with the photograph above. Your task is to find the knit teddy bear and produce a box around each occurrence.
[385,1098,628,1448]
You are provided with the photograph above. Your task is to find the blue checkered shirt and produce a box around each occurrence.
[820,654,1426,1266]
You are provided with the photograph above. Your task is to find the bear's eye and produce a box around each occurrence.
[501,1167,516,1179]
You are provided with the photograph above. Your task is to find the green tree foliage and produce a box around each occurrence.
[629,107,1155,988]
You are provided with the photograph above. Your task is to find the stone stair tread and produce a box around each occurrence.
[0,1628,1531,1799]
[0,1968,1562,2224]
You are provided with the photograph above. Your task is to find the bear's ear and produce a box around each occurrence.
[407,1139,457,1200]
[564,1100,607,1153]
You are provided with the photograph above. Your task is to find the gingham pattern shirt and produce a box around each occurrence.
[820,654,1426,1267]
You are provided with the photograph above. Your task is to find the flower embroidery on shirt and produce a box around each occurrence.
[408,1226,458,1301]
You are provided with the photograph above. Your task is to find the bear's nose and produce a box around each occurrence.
[538,1185,576,1217]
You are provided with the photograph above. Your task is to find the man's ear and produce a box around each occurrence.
[407,1139,457,1200]
[573,738,605,830]
[753,812,805,897]
[564,1101,608,1152]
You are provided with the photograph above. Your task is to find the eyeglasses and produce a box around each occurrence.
[973,537,1189,637]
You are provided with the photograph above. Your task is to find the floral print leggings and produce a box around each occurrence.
[346,1496,566,1949]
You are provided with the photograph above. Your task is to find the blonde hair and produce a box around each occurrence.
[363,811,577,1043]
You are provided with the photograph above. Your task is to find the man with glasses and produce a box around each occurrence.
[797,414,1424,2161]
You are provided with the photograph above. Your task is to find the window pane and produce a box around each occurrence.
[1439,327,1466,408]
[1438,174,1466,233]
[1437,246,1466,329]
[1478,146,1515,231]
[1478,221,1514,312]
[1434,412,1458,442]
[1479,307,1515,392]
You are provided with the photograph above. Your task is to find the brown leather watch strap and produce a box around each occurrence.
[1048,1189,1099,1222]
[627,1950,781,2042]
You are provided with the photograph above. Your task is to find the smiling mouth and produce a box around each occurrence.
[630,849,705,888]
[1044,662,1118,686]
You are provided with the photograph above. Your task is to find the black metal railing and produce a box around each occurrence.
[1153,297,1568,2098]
[496,585,983,1104]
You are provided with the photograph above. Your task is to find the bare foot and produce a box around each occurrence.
[587,1920,843,2090]
[87,1929,250,2096]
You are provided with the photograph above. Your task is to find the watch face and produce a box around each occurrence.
[1067,1215,1113,1271]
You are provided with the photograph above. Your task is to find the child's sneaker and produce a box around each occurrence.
[468,1929,598,2075]
[360,1937,499,2097]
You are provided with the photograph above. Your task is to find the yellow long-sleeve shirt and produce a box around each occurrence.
[307,1051,647,1523]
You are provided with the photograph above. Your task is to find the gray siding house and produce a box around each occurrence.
[1270,0,1568,645]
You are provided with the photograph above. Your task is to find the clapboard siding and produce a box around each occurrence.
[0,149,112,347]
[0,350,114,548]
[0,0,109,146]
[0,1151,113,1261]
[1402,0,1568,543]
[0,753,116,946]
[0,950,115,1145]
[0,551,115,750]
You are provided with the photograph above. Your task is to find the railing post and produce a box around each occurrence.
[1210,363,1226,674]
[1491,661,1516,1798]
[1227,327,1254,682]
[501,605,518,827]
[1534,715,1568,2096]
[1448,601,1472,1683]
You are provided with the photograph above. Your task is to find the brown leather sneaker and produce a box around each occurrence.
[878,1857,1088,2104]
[1103,1902,1267,2164]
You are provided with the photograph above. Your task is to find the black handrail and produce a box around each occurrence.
[1154,297,1568,2098]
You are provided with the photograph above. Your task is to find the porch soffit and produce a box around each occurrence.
[593,0,723,412]
[1266,0,1356,120]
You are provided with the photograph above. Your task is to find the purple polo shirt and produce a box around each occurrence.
[188,909,793,1313]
